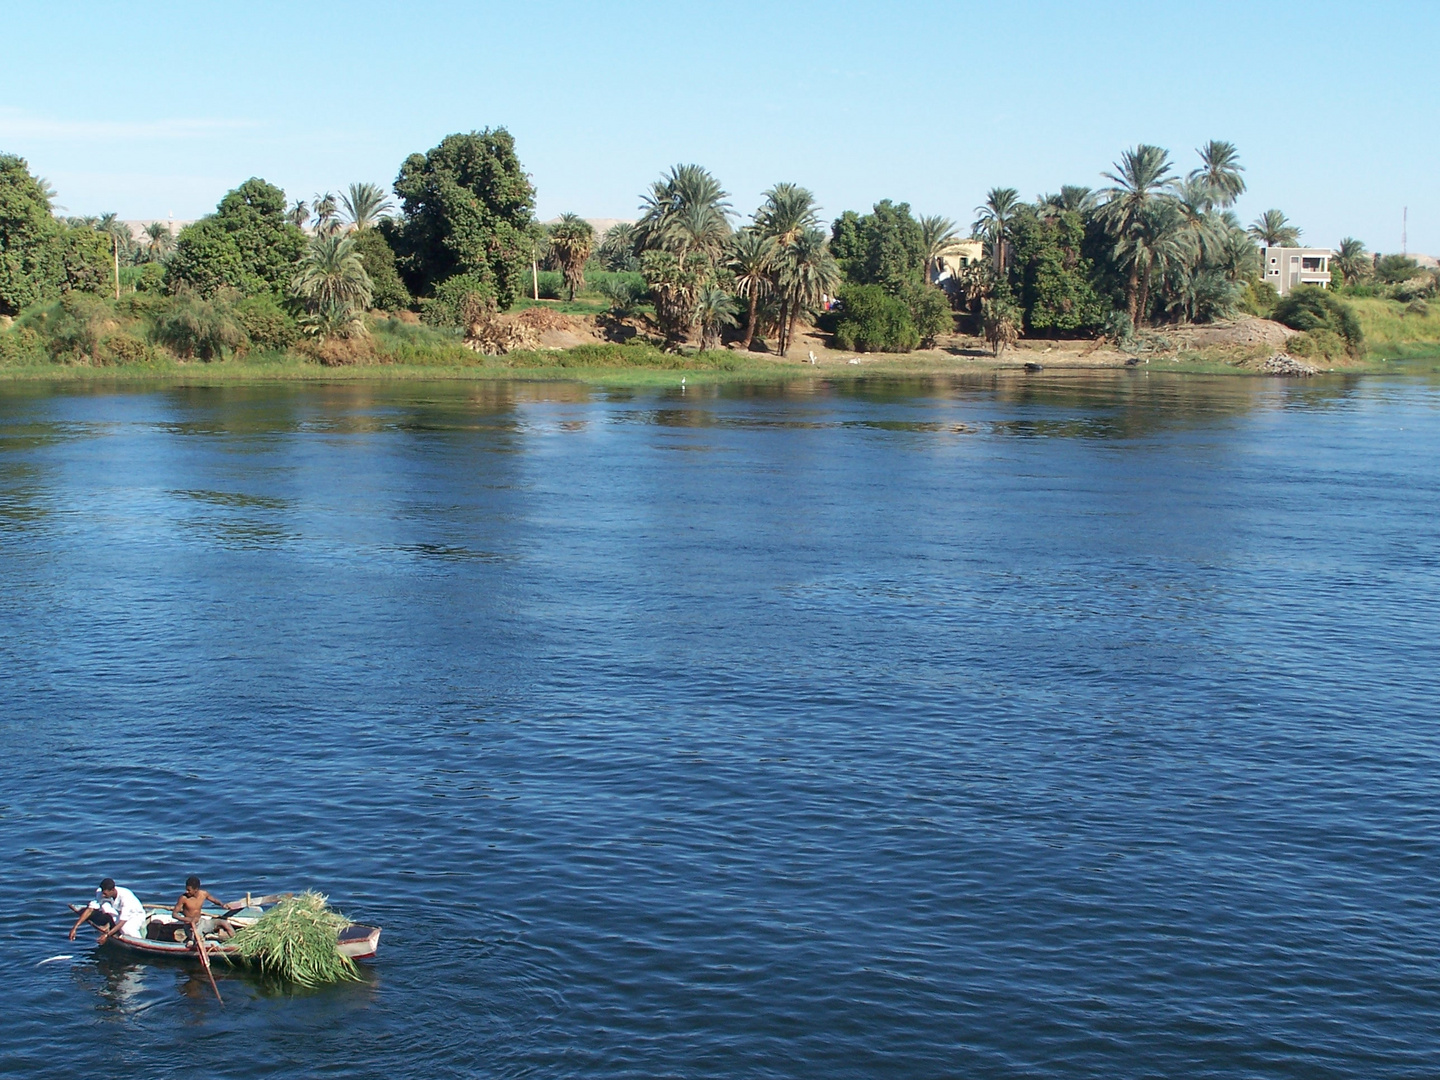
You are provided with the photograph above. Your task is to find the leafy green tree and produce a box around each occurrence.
[726,228,776,350]
[1332,237,1370,286]
[548,213,595,300]
[1009,208,1104,334]
[829,200,926,293]
[340,182,393,231]
[973,187,1022,274]
[1248,209,1300,247]
[1375,253,1420,284]
[1097,144,1176,325]
[350,227,411,311]
[1188,140,1246,209]
[387,129,537,309]
[166,178,307,298]
[904,284,953,346]
[0,153,68,313]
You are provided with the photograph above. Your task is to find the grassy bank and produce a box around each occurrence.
[1350,297,1440,359]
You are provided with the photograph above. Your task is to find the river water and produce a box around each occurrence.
[2,371,1438,1078]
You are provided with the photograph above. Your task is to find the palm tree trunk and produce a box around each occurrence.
[1126,263,1140,327]
[1136,260,1152,329]
[741,291,758,350]
[778,298,789,356]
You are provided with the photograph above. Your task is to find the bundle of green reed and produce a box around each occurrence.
[227,891,360,987]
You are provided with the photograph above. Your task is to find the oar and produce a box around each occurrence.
[192,926,224,1006]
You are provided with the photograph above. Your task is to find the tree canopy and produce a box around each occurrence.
[386,129,536,309]
[0,153,110,314]
[166,178,307,298]
[829,200,926,293]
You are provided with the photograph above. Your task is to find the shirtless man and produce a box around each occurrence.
[172,876,236,942]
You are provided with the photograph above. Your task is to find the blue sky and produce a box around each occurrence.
[2,1,1435,253]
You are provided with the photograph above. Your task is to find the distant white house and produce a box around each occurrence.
[1258,246,1331,295]
[930,240,987,284]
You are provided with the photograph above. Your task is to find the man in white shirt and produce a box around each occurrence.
[69,878,146,943]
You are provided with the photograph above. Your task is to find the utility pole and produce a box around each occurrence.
[113,232,120,300]
[1402,206,1408,255]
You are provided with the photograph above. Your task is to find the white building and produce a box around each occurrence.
[1258,246,1331,295]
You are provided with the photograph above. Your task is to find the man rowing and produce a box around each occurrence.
[173,876,237,942]
[69,878,145,944]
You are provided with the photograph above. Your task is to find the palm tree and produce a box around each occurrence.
[340,182,393,231]
[288,200,310,229]
[694,286,739,351]
[635,164,732,257]
[1111,199,1188,326]
[774,227,841,357]
[919,214,961,285]
[1333,237,1370,286]
[143,221,174,262]
[727,229,777,350]
[973,187,1021,274]
[754,183,820,247]
[597,222,639,271]
[548,213,595,300]
[670,201,731,267]
[311,192,341,237]
[1248,209,1301,247]
[1216,226,1260,283]
[289,233,373,336]
[1097,144,1177,325]
[1189,140,1246,209]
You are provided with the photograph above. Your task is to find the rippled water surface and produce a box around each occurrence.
[3,372,1439,1078]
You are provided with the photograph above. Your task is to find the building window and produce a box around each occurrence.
[1302,257,1323,270]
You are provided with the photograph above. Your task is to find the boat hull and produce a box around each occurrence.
[71,904,381,962]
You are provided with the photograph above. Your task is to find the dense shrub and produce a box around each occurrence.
[1287,328,1348,362]
[234,294,299,350]
[153,294,246,360]
[120,262,166,294]
[833,284,919,352]
[905,286,953,347]
[0,323,44,364]
[421,273,496,329]
[350,228,411,312]
[1272,286,1363,354]
[1239,279,1279,318]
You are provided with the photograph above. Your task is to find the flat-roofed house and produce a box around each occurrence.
[931,240,987,284]
[1259,247,1332,295]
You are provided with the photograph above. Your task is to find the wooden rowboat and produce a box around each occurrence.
[68,895,382,962]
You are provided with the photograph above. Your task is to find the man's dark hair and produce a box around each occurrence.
[100,878,115,891]
[186,875,201,889]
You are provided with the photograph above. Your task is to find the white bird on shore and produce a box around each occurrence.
[808,350,817,365]
[680,377,686,391]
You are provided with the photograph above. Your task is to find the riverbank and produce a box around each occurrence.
[1,309,1435,385]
